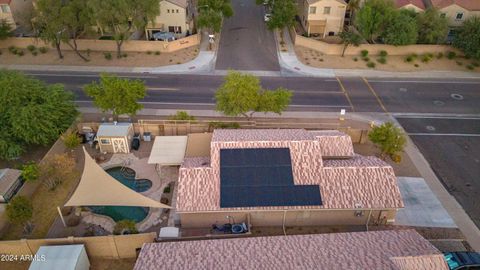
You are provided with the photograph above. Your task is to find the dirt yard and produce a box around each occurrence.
[0,47,199,67]
[295,46,480,72]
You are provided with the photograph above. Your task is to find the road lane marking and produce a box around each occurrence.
[362,77,388,113]
[408,133,480,137]
[395,115,480,120]
[336,77,355,112]
[25,73,157,79]
[367,80,480,84]
[147,87,179,91]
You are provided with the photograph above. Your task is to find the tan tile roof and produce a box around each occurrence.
[176,129,403,212]
[395,0,426,9]
[165,0,187,8]
[0,169,22,194]
[430,0,480,10]
[310,130,354,157]
[134,230,448,270]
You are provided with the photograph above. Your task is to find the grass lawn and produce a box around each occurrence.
[1,151,81,240]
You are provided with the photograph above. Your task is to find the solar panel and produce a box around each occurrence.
[220,148,322,208]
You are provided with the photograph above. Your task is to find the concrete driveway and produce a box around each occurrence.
[215,0,280,71]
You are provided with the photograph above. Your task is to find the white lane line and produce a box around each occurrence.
[147,87,179,91]
[26,73,157,79]
[408,133,480,137]
[367,80,480,84]
[395,116,480,120]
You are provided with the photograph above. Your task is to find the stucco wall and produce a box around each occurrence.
[0,34,200,53]
[439,4,480,28]
[298,0,346,36]
[152,0,189,35]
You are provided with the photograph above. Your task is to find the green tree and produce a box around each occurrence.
[267,0,296,42]
[197,0,233,33]
[60,0,93,61]
[453,16,480,59]
[339,31,362,56]
[84,74,146,119]
[215,71,292,119]
[0,19,13,40]
[0,70,77,160]
[34,0,67,59]
[6,196,33,233]
[368,122,406,160]
[347,0,361,22]
[21,162,40,182]
[62,131,82,150]
[383,9,418,45]
[416,8,448,44]
[113,220,138,235]
[89,0,159,58]
[354,0,395,43]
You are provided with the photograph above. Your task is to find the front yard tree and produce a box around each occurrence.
[84,74,146,119]
[416,8,448,44]
[383,10,418,45]
[267,0,296,42]
[197,0,233,33]
[0,70,77,160]
[215,71,292,119]
[354,0,395,43]
[61,0,92,61]
[453,16,480,60]
[0,19,13,40]
[368,122,406,161]
[6,196,33,233]
[339,31,362,57]
[34,0,67,59]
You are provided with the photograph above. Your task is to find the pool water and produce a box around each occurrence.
[89,167,153,223]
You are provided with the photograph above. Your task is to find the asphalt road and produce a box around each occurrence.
[396,117,480,228]
[25,71,480,114]
[215,0,280,71]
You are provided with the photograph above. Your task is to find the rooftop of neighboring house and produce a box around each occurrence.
[134,229,449,270]
[0,168,21,195]
[0,0,12,5]
[306,0,347,6]
[428,0,480,10]
[165,0,187,8]
[395,0,426,9]
[176,129,404,212]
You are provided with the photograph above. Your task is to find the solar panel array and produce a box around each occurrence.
[220,148,322,208]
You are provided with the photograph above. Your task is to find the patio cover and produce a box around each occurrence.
[148,136,188,165]
[64,148,170,208]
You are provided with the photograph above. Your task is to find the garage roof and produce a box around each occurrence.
[148,136,188,165]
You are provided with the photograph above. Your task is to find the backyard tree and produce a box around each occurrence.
[34,0,67,59]
[84,74,146,119]
[21,162,40,182]
[197,0,233,33]
[60,0,93,61]
[215,71,292,119]
[354,0,395,43]
[368,122,406,161]
[383,9,418,45]
[453,16,480,60]
[62,131,82,150]
[339,30,362,57]
[39,153,77,190]
[0,70,77,160]
[267,0,296,42]
[416,8,448,44]
[6,196,33,233]
[0,19,13,40]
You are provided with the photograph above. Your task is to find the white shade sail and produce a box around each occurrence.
[148,136,188,165]
[64,147,170,208]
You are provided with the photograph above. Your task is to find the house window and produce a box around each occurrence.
[167,9,170,13]
[309,7,316,14]
[1,4,11,13]
[176,9,179,13]
[440,13,446,18]
[100,139,111,145]
[324,7,331,14]
[455,12,463,20]
[168,26,182,33]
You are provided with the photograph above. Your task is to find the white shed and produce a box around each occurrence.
[96,123,134,154]
[29,244,90,270]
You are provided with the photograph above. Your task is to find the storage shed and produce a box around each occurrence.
[28,244,90,270]
[96,123,134,153]
[0,168,23,203]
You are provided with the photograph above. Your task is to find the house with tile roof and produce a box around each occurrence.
[144,0,194,39]
[428,0,480,29]
[134,229,449,270]
[175,129,404,228]
[0,0,33,30]
[395,0,426,12]
[297,0,347,37]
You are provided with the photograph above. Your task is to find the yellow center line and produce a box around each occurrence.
[362,77,389,114]
[336,77,355,112]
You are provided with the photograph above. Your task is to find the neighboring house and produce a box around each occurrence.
[175,129,404,228]
[0,0,14,27]
[0,168,23,203]
[298,0,347,37]
[428,0,480,38]
[395,0,426,12]
[0,0,33,30]
[134,230,449,270]
[145,0,193,39]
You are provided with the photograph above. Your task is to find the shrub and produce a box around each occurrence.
[8,45,17,54]
[32,51,38,56]
[21,162,39,182]
[163,186,171,193]
[16,50,24,56]
[379,50,388,57]
[466,65,475,70]
[436,52,444,59]
[61,132,82,150]
[368,122,406,160]
[27,45,36,52]
[360,50,369,57]
[353,57,358,62]
[391,154,402,163]
[121,53,128,58]
[104,52,112,60]
[209,121,240,129]
[169,111,195,121]
[39,47,48,54]
[319,58,324,62]
[456,61,463,66]
[362,56,370,62]
[366,61,376,68]
[86,49,91,56]
[414,64,419,67]
[113,220,138,235]
[377,57,387,64]
[472,62,480,67]
[146,51,152,55]
[447,51,456,59]
[154,51,161,55]
[405,55,414,62]
[6,196,33,231]
[421,54,432,63]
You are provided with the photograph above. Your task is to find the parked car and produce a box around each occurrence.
[152,31,176,42]
[444,252,480,270]
[264,13,272,22]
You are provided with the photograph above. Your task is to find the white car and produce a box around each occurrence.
[264,13,271,22]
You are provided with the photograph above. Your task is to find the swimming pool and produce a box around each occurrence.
[89,167,152,222]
